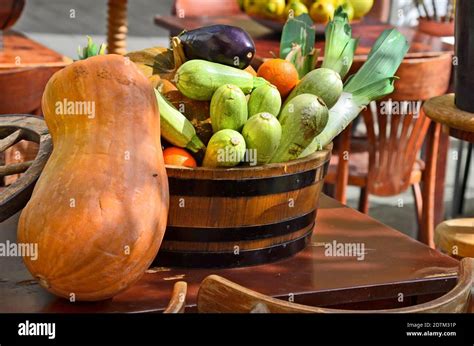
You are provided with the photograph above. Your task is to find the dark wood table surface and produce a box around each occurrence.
[154,13,453,62]
[0,194,459,313]
[0,30,70,69]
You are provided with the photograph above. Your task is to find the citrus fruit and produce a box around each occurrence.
[257,59,299,98]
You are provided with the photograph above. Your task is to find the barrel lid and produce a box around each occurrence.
[435,218,474,258]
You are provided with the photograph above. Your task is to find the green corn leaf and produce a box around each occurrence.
[285,44,319,78]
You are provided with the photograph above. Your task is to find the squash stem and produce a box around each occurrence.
[186,135,206,153]
[171,37,187,70]
[77,36,107,60]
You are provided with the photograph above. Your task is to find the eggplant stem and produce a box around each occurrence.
[171,37,187,71]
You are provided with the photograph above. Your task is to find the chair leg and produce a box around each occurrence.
[458,143,473,216]
[412,183,423,228]
[358,187,369,214]
[0,151,4,187]
[452,140,466,217]
[420,123,440,248]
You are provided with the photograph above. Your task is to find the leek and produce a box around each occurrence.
[280,14,318,78]
[321,7,359,79]
[300,29,409,157]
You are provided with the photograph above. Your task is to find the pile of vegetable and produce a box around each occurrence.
[238,0,374,24]
[127,6,409,169]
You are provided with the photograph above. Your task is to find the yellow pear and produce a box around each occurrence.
[310,0,336,24]
[349,0,374,19]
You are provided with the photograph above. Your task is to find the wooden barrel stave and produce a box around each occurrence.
[155,229,313,268]
[156,148,331,268]
[161,222,315,252]
[167,181,322,228]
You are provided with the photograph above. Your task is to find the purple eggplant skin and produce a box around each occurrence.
[179,25,256,70]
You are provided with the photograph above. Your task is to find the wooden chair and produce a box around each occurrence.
[0,67,59,186]
[164,281,188,313]
[172,0,241,17]
[197,258,473,313]
[326,53,452,237]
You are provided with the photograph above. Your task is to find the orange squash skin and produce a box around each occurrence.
[17,54,169,301]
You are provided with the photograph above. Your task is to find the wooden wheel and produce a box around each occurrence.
[0,114,52,222]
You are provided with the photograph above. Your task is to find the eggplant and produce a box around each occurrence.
[178,25,256,69]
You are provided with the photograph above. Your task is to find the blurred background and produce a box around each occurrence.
[14,0,452,56]
[14,0,173,56]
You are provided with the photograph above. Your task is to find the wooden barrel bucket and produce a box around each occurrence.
[154,146,332,268]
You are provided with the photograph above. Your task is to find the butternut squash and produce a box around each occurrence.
[17,53,169,301]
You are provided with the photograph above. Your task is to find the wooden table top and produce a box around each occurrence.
[0,30,69,69]
[154,14,454,61]
[0,194,458,313]
[424,94,474,143]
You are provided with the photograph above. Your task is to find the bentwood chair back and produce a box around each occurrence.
[173,0,241,17]
[197,258,473,313]
[163,281,187,313]
[362,53,452,197]
[326,53,452,235]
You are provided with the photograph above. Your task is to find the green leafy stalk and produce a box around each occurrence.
[300,29,409,157]
[321,7,359,79]
[77,36,107,60]
[344,29,409,94]
[280,13,317,78]
[285,44,318,79]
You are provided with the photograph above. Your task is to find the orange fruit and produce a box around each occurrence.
[257,59,299,98]
[163,147,197,168]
